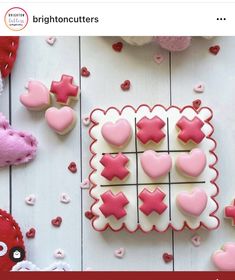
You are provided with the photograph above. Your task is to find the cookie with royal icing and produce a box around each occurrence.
[89,104,218,232]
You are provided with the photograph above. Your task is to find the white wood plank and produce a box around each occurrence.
[0,76,10,211]
[81,36,174,271]
[10,37,82,270]
[171,36,235,271]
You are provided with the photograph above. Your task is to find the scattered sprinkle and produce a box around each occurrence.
[68,162,77,173]
[121,80,131,91]
[114,247,125,259]
[26,228,36,239]
[112,42,123,52]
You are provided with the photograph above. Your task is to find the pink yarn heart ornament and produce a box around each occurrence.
[0,113,37,167]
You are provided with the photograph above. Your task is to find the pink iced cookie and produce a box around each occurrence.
[139,188,167,216]
[177,188,208,217]
[20,80,51,111]
[101,119,132,147]
[0,113,37,167]
[155,36,192,52]
[176,148,207,177]
[212,243,235,271]
[45,107,76,135]
[140,150,172,179]
[99,190,129,220]
[137,116,165,144]
[176,116,205,144]
[50,75,79,105]
[100,153,129,181]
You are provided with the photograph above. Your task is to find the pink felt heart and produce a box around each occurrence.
[20,80,50,111]
[101,119,132,147]
[0,113,37,167]
[212,243,235,271]
[177,188,207,217]
[140,150,172,179]
[176,148,207,177]
[45,107,76,135]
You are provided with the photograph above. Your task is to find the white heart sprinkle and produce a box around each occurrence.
[154,53,164,64]
[80,178,90,189]
[82,115,91,126]
[46,36,56,46]
[54,249,65,259]
[60,193,71,204]
[191,235,201,247]
[25,194,36,206]
[114,247,125,258]
[193,83,205,93]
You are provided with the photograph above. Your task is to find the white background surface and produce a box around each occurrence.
[0,36,235,271]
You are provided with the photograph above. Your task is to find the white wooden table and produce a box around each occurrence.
[0,36,235,271]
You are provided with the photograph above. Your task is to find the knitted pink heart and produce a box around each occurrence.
[176,148,207,177]
[101,119,132,147]
[0,113,37,167]
[140,150,172,179]
[176,188,207,217]
[212,243,235,271]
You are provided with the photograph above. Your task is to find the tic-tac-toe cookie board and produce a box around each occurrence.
[89,104,219,232]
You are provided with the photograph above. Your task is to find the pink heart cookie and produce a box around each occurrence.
[212,243,235,271]
[140,150,172,179]
[20,80,51,111]
[45,107,76,135]
[101,119,132,147]
[177,188,207,217]
[176,148,207,177]
[0,113,37,167]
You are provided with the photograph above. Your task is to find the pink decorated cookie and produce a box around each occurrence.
[137,116,165,144]
[101,119,132,147]
[50,75,79,105]
[20,80,51,111]
[100,153,129,181]
[45,107,76,135]
[139,188,167,216]
[224,199,235,226]
[99,190,129,220]
[176,116,205,144]
[140,150,172,179]
[212,243,235,271]
[176,188,208,217]
[176,148,207,177]
[0,113,37,167]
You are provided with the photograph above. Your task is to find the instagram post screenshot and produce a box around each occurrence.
[0,1,235,279]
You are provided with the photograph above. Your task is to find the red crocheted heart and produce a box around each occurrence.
[0,37,19,78]
[0,209,25,271]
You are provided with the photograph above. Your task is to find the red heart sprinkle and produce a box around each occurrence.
[26,228,36,239]
[209,45,220,55]
[192,99,202,110]
[163,253,173,263]
[112,42,123,52]
[51,216,62,227]
[121,80,131,91]
[68,162,77,173]
[81,67,90,77]
[85,211,94,220]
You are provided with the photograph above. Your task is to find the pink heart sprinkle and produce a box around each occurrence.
[25,194,36,206]
[82,115,91,126]
[114,247,125,258]
[191,235,201,247]
[80,178,90,189]
[60,193,71,204]
[154,53,164,64]
[193,82,205,93]
[46,36,56,46]
[54,248,65,259]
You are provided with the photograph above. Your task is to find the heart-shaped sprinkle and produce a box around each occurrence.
[82,115,91,126]
[112,42,123,52]
[85,211,94,220]
[154,53,164,64]
[193,83,205,93]
[51,216,62,227]
[60,193,71,204]
[191,235,201,247]
[68,162,77,173]
[120,80,131,91]
[46,36,56,46]
[26,228,36,239]
[81,67,90,77]
[163,253,173,263]
[54,249,65,259]
[209,45,220,55]
[192,99,201,110]
[80,178,90,189]
[114,248,125,259]
[25,194,36,206]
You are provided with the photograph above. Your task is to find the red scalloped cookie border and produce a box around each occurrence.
[88,104,219,233]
